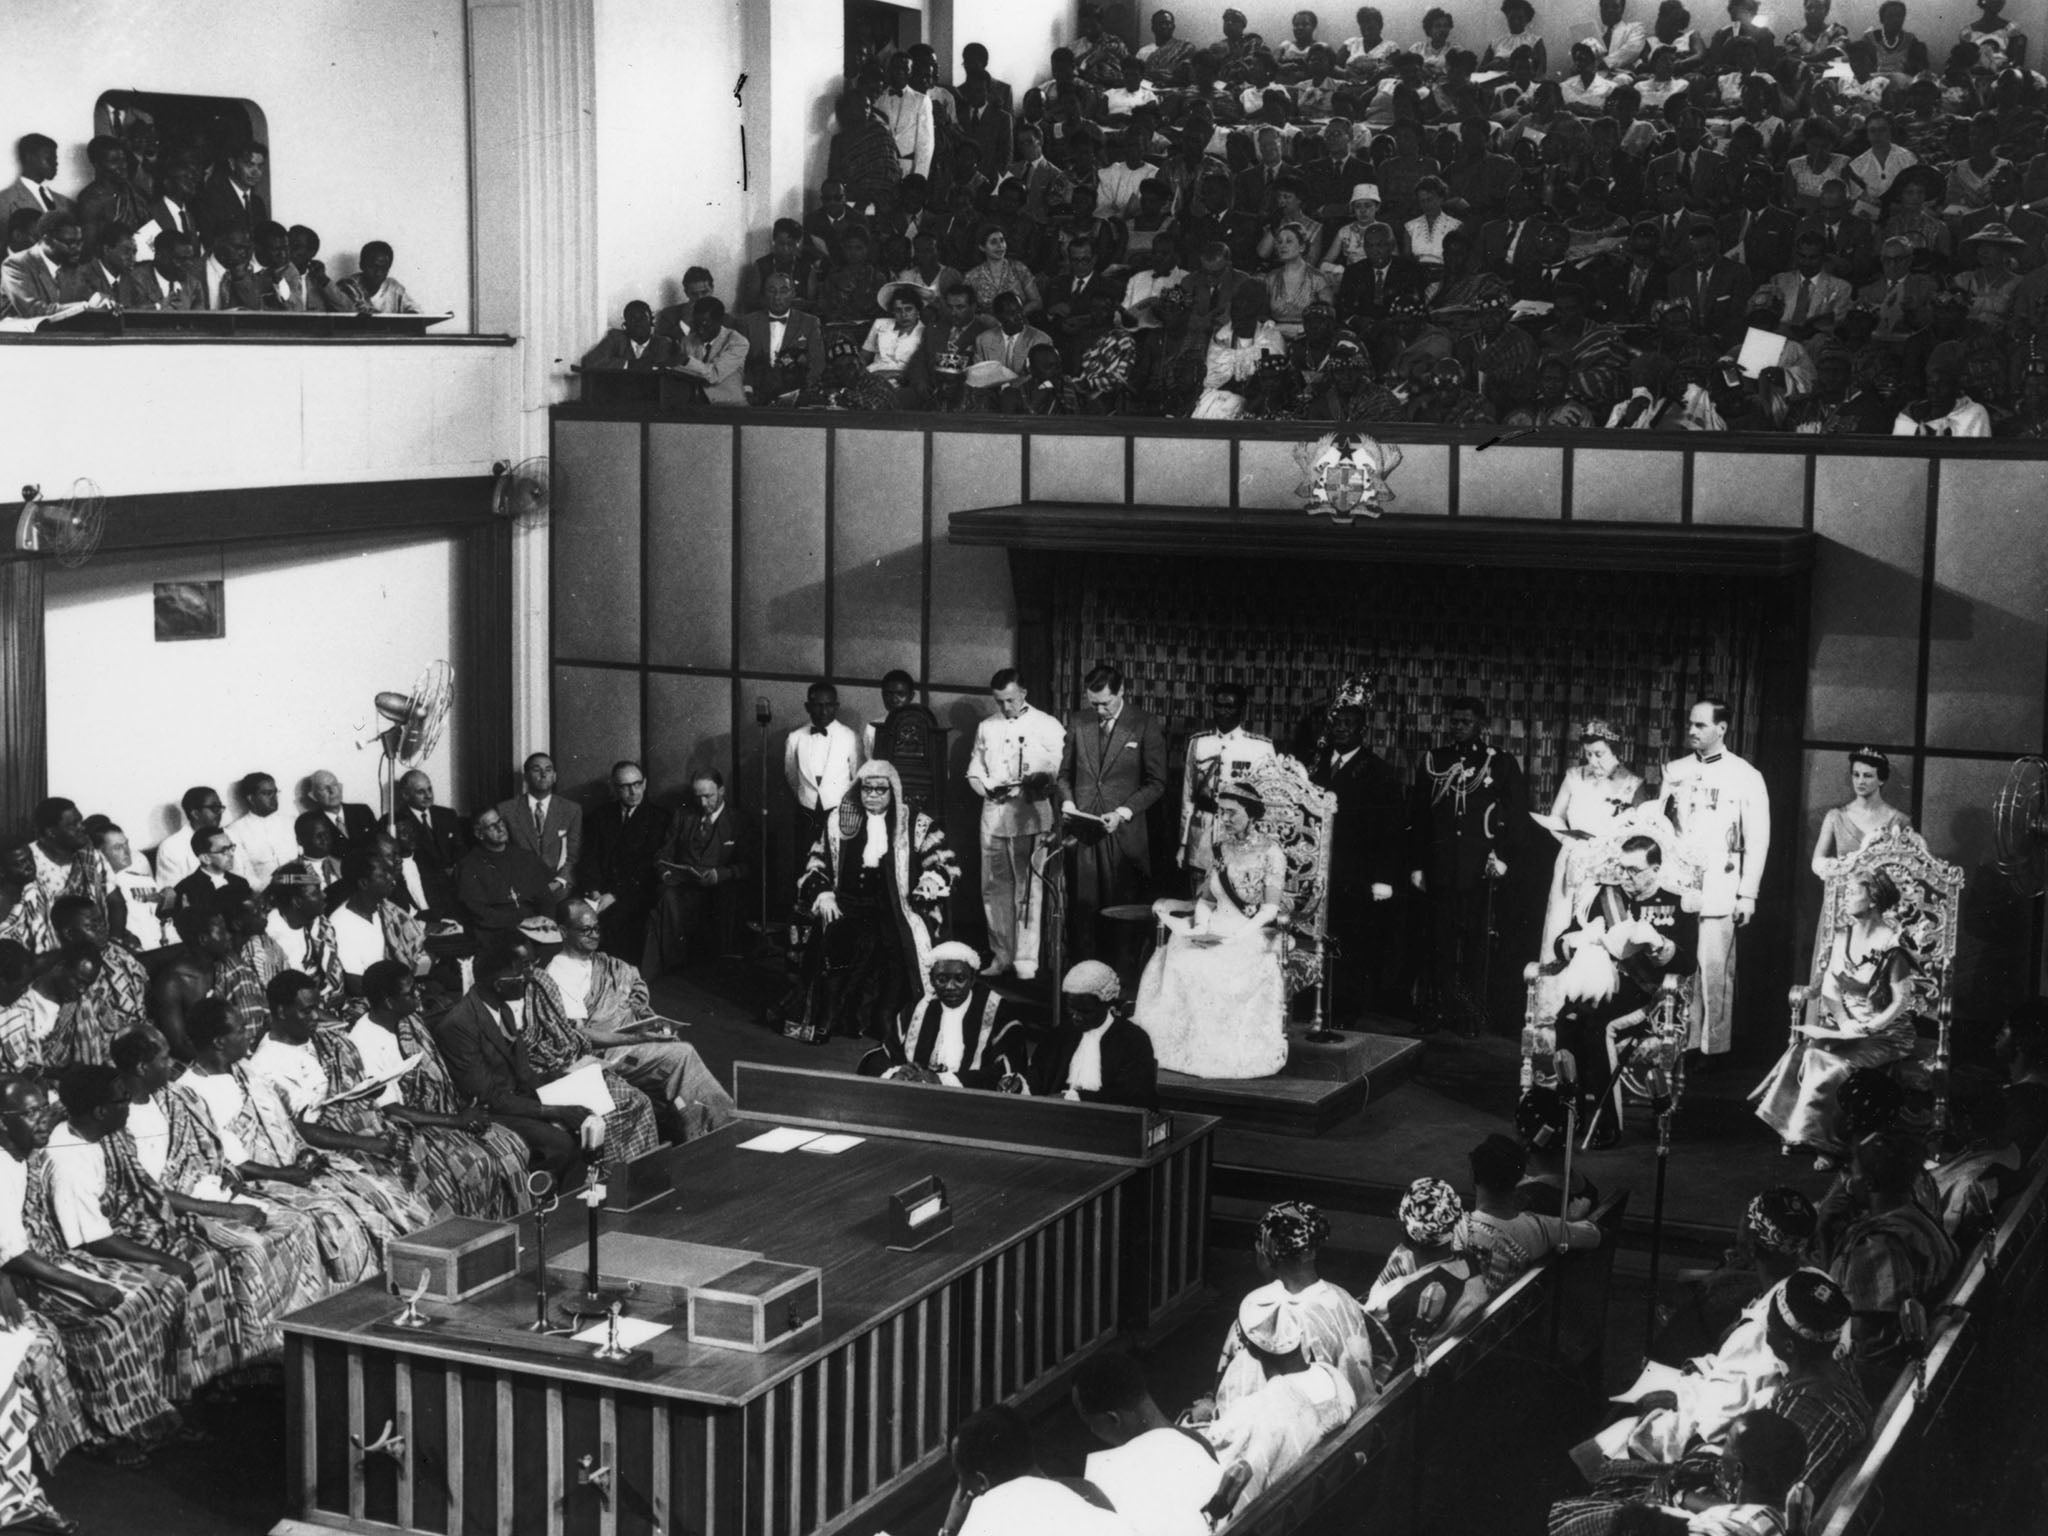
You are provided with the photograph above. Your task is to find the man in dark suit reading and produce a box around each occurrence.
[431,936,591,1191]
[1551,834,1698,1148]
[652,771,753,971]
[1057,662,1168,961]
[576,759,673,966]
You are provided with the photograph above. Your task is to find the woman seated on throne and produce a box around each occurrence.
[789,760,958,1043]
[1135,782,1289,1079]
[1752,868,1917,1159]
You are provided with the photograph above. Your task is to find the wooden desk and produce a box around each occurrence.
[282,1117,1159,1536]
[730,1065,1217,1330]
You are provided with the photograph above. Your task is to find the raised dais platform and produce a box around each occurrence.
[1154,1024,1424,1136]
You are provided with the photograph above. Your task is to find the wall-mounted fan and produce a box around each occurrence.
[1994,755,2048,898]
[491,457,551,526]
[370,660,454,826]
[14,480,106,567]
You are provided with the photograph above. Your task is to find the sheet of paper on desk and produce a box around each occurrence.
[739,1126,823,1153]
[536,1062,616,1115]
[799,1133,865,1154]
[571,1316,672,1348]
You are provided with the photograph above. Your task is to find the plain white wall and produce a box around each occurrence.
[3,0,473,328]
[593,0,749,322]
[44,534,463,861]
[950,0,1078,94]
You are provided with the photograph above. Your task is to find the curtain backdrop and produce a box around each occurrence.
[0,561,47,832]
[1049,557,1768,804]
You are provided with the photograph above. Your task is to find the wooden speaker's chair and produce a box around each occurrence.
[1152,753,1336,1031]
[1520,807,1704,1114]
[1789,824,1964,1127]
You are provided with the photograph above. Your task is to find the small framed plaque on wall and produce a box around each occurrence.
[154,580,224,641]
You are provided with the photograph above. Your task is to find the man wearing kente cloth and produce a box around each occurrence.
[863,942,1030,1090]
[1408,696,1525,1033]
[1553,834,1699,1149]
[1659,696,1770,1058]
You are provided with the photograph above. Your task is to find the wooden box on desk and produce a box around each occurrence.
[386,1217,521,1303]
[686,1260,823,1353]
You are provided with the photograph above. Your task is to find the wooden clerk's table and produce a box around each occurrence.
[279,1066,1216,1536]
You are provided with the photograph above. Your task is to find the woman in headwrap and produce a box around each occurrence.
[1134,783,1289,1079]
[792,760,958,1043]
[1653,1186,1816,1364]
[1211,1200,1377,1414]
[1364,1176,1487,1376]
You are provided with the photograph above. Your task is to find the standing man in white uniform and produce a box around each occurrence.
[967,670,1067,981]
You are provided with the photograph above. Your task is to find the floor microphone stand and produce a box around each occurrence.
[1643,1067,1677,1359]
[1031,831,1078,1033]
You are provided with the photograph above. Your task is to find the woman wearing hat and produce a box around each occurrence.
[1876,163,1951,259]
[1954,221,2027,327]
[1363,1177,1486,1375]
[1133,782,1289,1078]
[1536,719,1646,953]
[789,760,959,1043]
[1752,861,1917,1158]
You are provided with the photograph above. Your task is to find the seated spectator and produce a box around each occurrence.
[456,807,557,931]
[1023,961,1158,1106]
[0,133,70,230]
[1364,1176,1488,1376]
[143,229,206,311]
[1822,1129,1959,1373]
[1136,9,1199,85]
[818,223,886,335]
[200,223,264,311]
[228,772,304,895]
[246,220,306,310]
[1008,339,1081,413]
[1219,1198,1378,1415]
[4,206,42,257]
[1893,360,1991,436]
[1751,234,1850,338]
[1005,125,1076,222]
[2,211,111,321]
[170,829,253,922]
[742,272,825,402]
[47,896,148,1071]
[673,296,750,406]
[143,149,200,249]
[1071,1351,1227,1535]
[1655,1188,1818,1366]
[803,179,857,264]
[862,942,1030,1088]
[334,241,419,314]
[1335,220,1423,327]
[796,336,899,409]
[1189,1289,1363,1509]
[286,225,352,312]
[743,217,822,314]
[581,299,678,372]
[922,283,995,410]
[862,285,930,397]
[1102,56,1162,123]
[87,818,172,948]
[155,786,232,890]
[946,1403,1135,1534]
[326,853,427,995]
[1196,283,1287,416]
[0,944,97,1077]
[1561,1407,1810,1536]
[972,290,1054,392]
[542,899,737,1139]
[1041,232,1125,362]
[1460,1132,1602,1297]
[291,812,344,892]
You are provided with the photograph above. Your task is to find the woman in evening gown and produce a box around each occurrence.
[1753,868,1917,1155]
[1537,719,1646,954]
[1806,748,1911,965]
[1135,783,1289,1079]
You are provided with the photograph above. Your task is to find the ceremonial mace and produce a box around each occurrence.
[560,1115,627,1322]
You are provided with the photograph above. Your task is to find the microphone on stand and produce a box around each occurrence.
[755,695,772,726]
[1647,1064,1674,1117]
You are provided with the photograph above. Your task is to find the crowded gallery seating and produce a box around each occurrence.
[5,4,2048,1535]
[578,1,2048,434]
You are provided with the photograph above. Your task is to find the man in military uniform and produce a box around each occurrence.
[1178,681,1274,891]
[1312,700,1408,1023]
[1553,834,1698,1147]
[1408,695,1525,1033]
[1659,696,1769,1059]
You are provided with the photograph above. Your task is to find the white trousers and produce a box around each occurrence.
[981,829,1043,976]
[1689,915,1738,1056]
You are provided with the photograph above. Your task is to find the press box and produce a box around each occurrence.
[385,1217,521,1303]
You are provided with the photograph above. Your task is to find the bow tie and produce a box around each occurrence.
[809,726,829,736]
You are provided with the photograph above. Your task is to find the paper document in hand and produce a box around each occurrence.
[536,1062,616,1115]
[739,1126,823,1153]
[1736,326,1788,379]
[316,1053,423,1107]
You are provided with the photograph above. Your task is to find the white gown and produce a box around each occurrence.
[1135,834,1288,1080]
